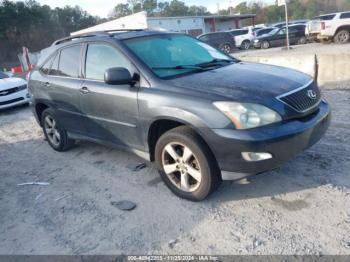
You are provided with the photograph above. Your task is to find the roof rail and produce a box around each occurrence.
[52,29,145,46]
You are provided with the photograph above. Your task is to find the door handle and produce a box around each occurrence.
[44,82,50,87]
[80,86,90,94]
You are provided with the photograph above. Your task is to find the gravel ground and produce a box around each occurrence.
[235,42,350,57]
[0,90,349,255]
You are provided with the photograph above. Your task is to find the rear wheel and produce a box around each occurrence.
[334,30,350,44]
[298,36,307,45]
[261,40,270,49]
[241,40,251,50]
[41,108,75,152]
[155,126,221,201]
[220,43,232,54]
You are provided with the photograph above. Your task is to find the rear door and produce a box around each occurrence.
[79,42,141,148]
[43,44,87,135]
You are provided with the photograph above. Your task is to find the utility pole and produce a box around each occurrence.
[278,0,290,50]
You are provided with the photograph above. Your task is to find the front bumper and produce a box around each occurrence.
[253,42,261,48]
[0,89,30,110]
[204,101,331,180]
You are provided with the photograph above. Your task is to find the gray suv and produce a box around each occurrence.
[28,30,330,201]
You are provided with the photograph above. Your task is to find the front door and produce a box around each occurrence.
[79,42,141,149]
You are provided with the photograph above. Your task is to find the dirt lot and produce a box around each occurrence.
[0,89,350,255]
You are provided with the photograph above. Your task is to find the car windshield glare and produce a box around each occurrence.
[123,34,235,78]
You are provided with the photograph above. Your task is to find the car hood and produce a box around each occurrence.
[0,77,27,91]
[168,62,313,103]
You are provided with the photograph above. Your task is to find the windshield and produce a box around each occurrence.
[123,34,235,78]
[0,72,9,79]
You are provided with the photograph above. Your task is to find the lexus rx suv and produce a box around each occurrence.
[28,31,331,201]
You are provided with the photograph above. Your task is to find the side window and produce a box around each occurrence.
[40,55,55,75]
[58,45,81,78]
[340,12,350,19]
[85,43,133,81]
[241,30,249,35]
[50,53,60,76]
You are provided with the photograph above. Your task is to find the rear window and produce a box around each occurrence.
[340,12,350,19]
[58,45,81,78]
[319,14,336,20]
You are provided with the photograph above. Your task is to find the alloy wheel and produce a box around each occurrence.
[221,44,231,54]
[44,115,60,147]
[337,31,349,43]
[161,142,202,192]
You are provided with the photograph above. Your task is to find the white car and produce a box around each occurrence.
[228,28,256,50]
[306,11,350,44]
[0,71,29,109]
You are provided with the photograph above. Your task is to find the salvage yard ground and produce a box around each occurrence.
[0,89,349,255]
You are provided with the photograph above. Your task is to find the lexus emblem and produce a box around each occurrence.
[307,90,317,99]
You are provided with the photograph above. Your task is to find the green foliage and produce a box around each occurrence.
[0,0,98,63]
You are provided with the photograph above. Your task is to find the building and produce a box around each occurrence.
[71,12,256,37]
[148,14,256,36]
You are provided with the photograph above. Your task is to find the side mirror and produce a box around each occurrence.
[104,67,133,85]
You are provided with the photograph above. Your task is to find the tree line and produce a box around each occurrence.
[1,0,350,65]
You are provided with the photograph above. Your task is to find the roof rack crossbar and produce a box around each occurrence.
[52,29,145,46]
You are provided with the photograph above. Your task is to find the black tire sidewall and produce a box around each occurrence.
[41,108,70,152]
[155,128,218,201]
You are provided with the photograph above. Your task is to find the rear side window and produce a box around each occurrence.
[85,43,132,81]
[319,14,336,20]
[58,45,81,78]
[340,12,350,19]
[50,53,60,76]
[40,55,55,75]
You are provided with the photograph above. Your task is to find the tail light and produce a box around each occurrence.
[321,21,325,30]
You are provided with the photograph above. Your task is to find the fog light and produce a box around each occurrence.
[242,152,272,162]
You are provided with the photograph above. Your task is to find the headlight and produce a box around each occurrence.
[254,39,259,43]
[213,102,282,129]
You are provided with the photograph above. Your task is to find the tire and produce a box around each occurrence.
[240,40,251,50]
[220,43,232,54]
[298,36,307,45]
[41,108,75,152]
[334,30,350,44]
[261,41,270,49]
[155,126,221,201]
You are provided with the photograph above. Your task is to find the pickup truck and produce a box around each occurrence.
[306,11,350,44]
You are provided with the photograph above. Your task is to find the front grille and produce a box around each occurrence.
[0,85,27,97]
[0,97,24,106]
[277,81,321,113]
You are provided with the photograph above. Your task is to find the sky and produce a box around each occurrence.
[34,0,276,18]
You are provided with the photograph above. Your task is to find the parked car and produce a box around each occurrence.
[0,71,29,109]
[271,20,309,28]
[254,27,278,37]
[197,32,235,54]
[28,30,330,201]
[228,28,255,50]
[253,24,307,49]
[316,11,350,44]
[305,14,340,42]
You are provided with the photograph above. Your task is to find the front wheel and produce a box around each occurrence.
[261,41,270,49]
[41,108,75,152]
[334,30,350,44]
[155,126,221,201]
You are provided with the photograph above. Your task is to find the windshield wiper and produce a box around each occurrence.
[196,58,234,68]
[152,65,207,70]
